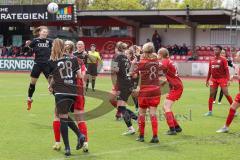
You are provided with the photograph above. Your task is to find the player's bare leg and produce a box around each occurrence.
[217,101,240,133]
[74,109,89,153]
[221,86,233,105]
[52,109,61,151]
[205,87,217,116]
[163,99,182,135]
[27,77,38,110]
[136,107,146,142]
[149,107,159,143]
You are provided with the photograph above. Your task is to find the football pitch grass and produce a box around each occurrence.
[1,73,240,160]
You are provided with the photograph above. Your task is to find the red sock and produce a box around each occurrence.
[171,112,179,127]
[225,108,236,127]
[78,122,88,142]
[150,115,158,137]
[208,97,214,111]
[138,115,145,136]
[226,95,233,105]
[53,121,61,142]
[173,118,179,127]
[110,99,117,108]
[116,109,121,117]
[165,112,175,128]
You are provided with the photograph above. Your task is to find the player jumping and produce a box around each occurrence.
[26,26,52,110]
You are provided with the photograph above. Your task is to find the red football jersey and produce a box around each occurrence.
[207,56,230,81]
[161,58,183,89]
[76,58,87,96]
[134,58,161,97]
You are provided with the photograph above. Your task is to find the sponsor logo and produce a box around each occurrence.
[0,59,34,70]
[37,43,49,48]
[56,6,72,21]
[212,64,220,68]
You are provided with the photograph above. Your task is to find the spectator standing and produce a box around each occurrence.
[152,30,161,52]
[172,44,180,55]
[180,43,188,55]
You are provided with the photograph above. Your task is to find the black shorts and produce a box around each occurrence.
[31,63,50,79]
[117,85,133,102]
[87,63,98,76]
[55,94,76,115]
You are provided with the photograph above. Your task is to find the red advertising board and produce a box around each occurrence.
[80,37,135,55]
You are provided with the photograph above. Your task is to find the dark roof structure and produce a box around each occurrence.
[77,9,237,26]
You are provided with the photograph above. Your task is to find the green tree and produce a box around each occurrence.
[75,0,89,10]
[88,0,145,10]
[140,0,161,9]
[178,0,223,9]
[157,0,178,9]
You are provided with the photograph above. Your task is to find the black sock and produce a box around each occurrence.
[219,89,223,103]
[67,117,80,137]
[60,118,70,150]
[28,84,35,98]
[213,88,218,101]
[86,79,89,91]
[118,106,132,128]
[126,108,138,120]
[132,96,139,110]
[92,79,95,90]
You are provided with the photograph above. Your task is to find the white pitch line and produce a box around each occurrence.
[48,140,186,160]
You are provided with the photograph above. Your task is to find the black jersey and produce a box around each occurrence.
[131,55,141,88]
[227,58,233,68]
[49,55,80,96]
[113,54,132,86]
[73,51,88,65]
[29,38,52,63]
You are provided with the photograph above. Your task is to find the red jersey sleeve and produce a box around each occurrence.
[223,58,230,80]
[206,60,211,81]
[81,63,86,73]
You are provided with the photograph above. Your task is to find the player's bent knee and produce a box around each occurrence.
[74,109,84,121]
[30,78,38,84]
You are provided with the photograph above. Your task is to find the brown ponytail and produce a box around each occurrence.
[50,38,64,61]
[33,26,48,36]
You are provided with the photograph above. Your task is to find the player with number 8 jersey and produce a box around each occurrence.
[132,42,161,143]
